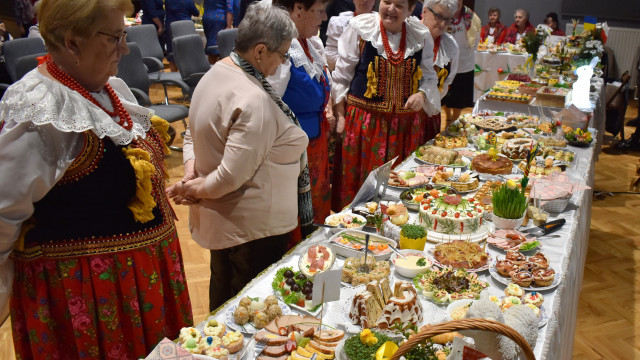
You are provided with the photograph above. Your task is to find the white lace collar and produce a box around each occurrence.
[290,36,328,81]
[0,69,153,146]
[349,13,430,58]
[434,33,455,68]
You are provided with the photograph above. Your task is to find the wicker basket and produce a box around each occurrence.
[541,196,571,213]
[390,319,535,360]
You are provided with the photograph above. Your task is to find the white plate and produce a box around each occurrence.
[324,212,366,234]
[489,266,561,291]
[425,221,494,244]
[329,230,397,261]
[186,326,254,360]
[414,156,471,168]
[224,302,291,334]
[274,291,323,317]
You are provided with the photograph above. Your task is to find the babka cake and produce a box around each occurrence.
[376,281,423,330]
[501,138,536,160]
[349,280,423,330]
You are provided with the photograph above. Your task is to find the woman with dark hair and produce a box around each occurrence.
[268,0,333,235]
[441,0,480,123]
[545,12,565,36]
[480,7,505,44]
[203,0,234,61]
[331,0,441,209]
[499,8,534,44]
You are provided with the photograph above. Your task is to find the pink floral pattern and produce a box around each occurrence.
[10,230,193,359]
[332,106,438,210]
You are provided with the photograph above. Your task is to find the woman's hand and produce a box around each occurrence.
[325,102,336,132]
[182,159,197,183]
[333,100,347,134]
[404,92,426,112]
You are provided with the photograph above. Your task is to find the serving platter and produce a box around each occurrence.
[424,221,494,244]
[329,230,397,261]
[489,266,561,291]
[224,301,291,334]
[414,156,471,168]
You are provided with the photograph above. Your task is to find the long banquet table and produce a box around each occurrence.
[203,135,597,360]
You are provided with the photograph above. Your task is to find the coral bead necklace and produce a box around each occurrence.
[380,20,406,65]
[45,55,133,131]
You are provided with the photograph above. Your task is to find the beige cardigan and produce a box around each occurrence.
[183,61,308,250]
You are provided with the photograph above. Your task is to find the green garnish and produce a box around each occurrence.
[352,217,365,225]
[297,337,310,347]
[344,331,393,360]
[401,224,427,239]
[519,241,540,251]
[416,258,427,267]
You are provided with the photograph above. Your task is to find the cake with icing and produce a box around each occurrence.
[349,280,422,330]
[418,190,484,235]
[501,138,536,160]
[376,281,423,330]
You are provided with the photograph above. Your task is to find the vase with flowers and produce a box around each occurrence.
[522,25,551,77]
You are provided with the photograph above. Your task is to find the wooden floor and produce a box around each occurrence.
[0,81,639,359]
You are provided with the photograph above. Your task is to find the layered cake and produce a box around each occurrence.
[418,190,484,235]
[432,170,480,192]
[471,153,513,175]
[501,138,536,159]
[349,280,423,330]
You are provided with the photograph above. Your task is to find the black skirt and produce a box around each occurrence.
[442,70,475,109]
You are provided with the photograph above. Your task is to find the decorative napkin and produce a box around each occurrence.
[144,338,194,360]
[530,173,591,201]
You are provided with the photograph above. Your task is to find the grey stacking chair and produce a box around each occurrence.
[172,34,212,96]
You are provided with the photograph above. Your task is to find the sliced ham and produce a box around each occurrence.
[309,340,337,355]
[255,330,288,345]
[314,329,345,343]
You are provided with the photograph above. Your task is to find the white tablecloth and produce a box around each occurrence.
[203,139,597,360]
[474,51,529,101]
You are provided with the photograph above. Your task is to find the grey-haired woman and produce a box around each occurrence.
[166,0,311,310]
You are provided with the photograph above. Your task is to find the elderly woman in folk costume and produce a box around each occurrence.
[499,8,534,45]
[0,0,193,358]
[330,0,441,210]
[267,0,334,236]
[441,0,480,124]
[325,0,376,71]
[480,7,506,44]
[421,0,459,135]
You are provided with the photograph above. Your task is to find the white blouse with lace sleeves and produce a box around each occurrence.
[331,25,361,104]
[0,121,85,323]
[0,69,155,315]
[331,14,441,115]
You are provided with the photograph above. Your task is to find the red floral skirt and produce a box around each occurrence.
[332,106,439,210]
[307,119,331,224]
[10,229,193,360]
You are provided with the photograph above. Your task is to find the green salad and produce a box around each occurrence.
[271,267,321,312]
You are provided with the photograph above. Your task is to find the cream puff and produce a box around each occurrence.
[222,331,244,353]
[203,319,226,337]
[504,283,525,298]
[523,291,544,308]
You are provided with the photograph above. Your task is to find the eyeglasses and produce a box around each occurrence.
[97,31,127,46]
[428,7,454,25]
[274,50,290,62]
